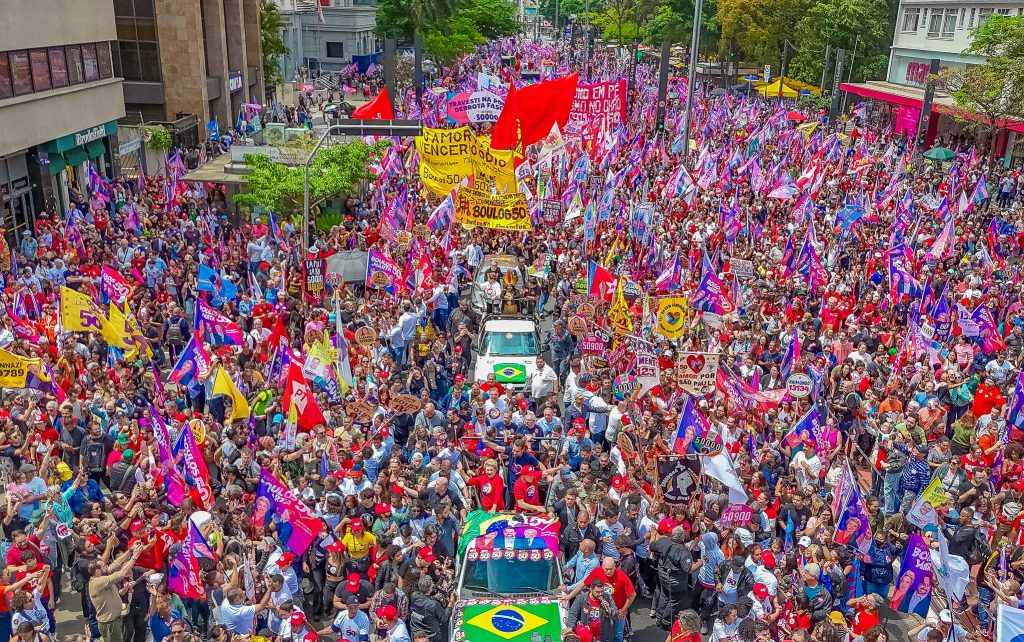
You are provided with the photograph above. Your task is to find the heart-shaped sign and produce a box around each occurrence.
[685,354,706,373]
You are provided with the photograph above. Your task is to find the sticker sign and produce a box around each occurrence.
[581,334,605,355]
[612,375,640,401]
[720,504,754,528]
[354,326,378,347]
[567,315,588,336]
[786,373,812,398]
[303,258,326,303]
[676,352,720,396]
[391,394,423,414]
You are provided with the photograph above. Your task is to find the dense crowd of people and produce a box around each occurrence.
[0,31,1023,642]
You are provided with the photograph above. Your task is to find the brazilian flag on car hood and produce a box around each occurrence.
[493,362,527,384]
[454,600,561,642]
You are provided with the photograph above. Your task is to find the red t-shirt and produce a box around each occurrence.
[584,596,603,638]
[582,567,634,609]
[15,560,52,599]
[670,621,702,642]
[851,606,879,636]
[513,477,541,508]
[129,534,165,571]
[466,474,505,511]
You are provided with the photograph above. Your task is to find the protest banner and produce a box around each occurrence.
[656,456,699,504]
[365,249,403,294]
[657,297,688,339]
[464,91,504,122]
[566,80,627,134]
[676,352,720,396]
[891,533,933,617]
[470,136,516,193]
[786,373,812,398]
[731,259,755,278]
[907,477,948,528]
[580,334,605,355]
[455,187,532,231]
[303,258,326,303]
[416,127,475,195]
[0,348,36,388]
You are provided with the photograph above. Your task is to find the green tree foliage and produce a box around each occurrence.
[787,0,891,84]
[940,16,1024,164]
[259,0,289,89]
[644,0,720,51]
[537,0,589,31]
[376,0,519,62]
[233,141,389,215]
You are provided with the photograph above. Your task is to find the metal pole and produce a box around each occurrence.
[842,37,859,114]
[656,40,670,131]
[779,40,788,100]
[413,32,423,106]
[554,0,560,41]
[820,44,831,94]
[681,0,704,153]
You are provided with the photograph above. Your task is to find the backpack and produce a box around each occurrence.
[83,440,105,472]
[166,318,185,344]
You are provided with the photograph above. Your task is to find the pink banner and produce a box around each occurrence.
[446,92,472,124]
[895,105,920,137]
[566,80,627,134]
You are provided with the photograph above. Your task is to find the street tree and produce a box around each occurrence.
[260,0,289,91]
[788,0,892,84]
[233,140,389,217]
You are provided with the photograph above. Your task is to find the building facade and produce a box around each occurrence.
[114,0,265,135]
[0,0,125,234]
[276,0,379,77]
[843,0,1024,160]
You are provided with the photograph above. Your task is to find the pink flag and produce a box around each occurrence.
[150,409,185,506]
[173,423,214,509]
[101,266,132,305]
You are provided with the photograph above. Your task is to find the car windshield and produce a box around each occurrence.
[481,331,537,356]
[460,557,557,596]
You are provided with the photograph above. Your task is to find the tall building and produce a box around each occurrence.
[276,0,379,78]
[842,1,1024,160]
[114,0,265,137]
[0,0,125,232]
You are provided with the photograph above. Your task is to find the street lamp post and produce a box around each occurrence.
[302,125,346,252]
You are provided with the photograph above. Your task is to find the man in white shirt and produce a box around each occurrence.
[790,440,822,488]
[528,356,559,401]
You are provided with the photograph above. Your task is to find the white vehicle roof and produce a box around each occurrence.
[480,318,537,333]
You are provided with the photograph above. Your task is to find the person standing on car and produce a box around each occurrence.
[547,319,574,382]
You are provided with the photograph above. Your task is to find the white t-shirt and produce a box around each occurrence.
[220,600,258,634]
[529,364,558,399]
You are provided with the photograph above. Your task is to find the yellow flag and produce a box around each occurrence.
[604,237,619,267]
[796,121,819,141]
[607,280,633,337]
[0,348,40,388]
[212,365,250,421]
[60,286,128,348]
[108,303,138,359]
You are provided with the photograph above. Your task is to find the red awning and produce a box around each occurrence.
[839,83,926,110]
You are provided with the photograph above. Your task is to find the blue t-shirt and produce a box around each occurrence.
[506,451,539,488]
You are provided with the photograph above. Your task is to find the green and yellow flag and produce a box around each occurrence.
[457,602,561,642]
[493,363,527,384]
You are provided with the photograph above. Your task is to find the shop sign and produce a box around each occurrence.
[229,71,244,94]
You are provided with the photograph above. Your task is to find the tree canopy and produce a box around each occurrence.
[376,0,520,62]
[233,140,389,215]
[259,0,289,90]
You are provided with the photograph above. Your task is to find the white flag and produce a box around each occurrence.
[702,451,747,505]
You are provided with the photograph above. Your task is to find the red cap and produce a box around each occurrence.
[657,518,676,535]
[129,519,145,531]
[173,413,188,422]
[326,540,346,553]
[611,476,626,490]
[34,413,46,423]
[346,572,361,590]
[575,625,594,642]
[480,448,496,459]
[376,605,398,621]
[518,399,529,410]
[351,518,364,531]
[290,611,305,626]
[391,484,404,496]
[303,634,318,642]
[753,583,769,600]
[454,345,463,352]
[454,373,465,381]
[1015,479,1024,492]
[374,503,392,516]
[418,547,436,564]
[573,416,586,426]
[276,552,295,567]
[761,550,777,570]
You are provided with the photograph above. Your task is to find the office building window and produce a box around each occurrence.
[927,9,943,36]
[66,45,83,84]
[326,41,345,58]
[113,0,161,82]
[82,43,99,81]
[49,47,68,88]
[942,8,958,36]
[959,7,966,27]
[977,7,995,25]
[0,54,12,99]
[901,7,921,31]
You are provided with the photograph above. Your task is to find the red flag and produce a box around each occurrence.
[282,362,327,431]
[491,73,580,152]
[587,260,616,303]
[352,87,395,120]
[267,315,290,352]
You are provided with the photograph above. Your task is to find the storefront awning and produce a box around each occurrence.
[840,82,928,109]
[47,152,66,176]
[85,140,106,159]
[64,146,89,167]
